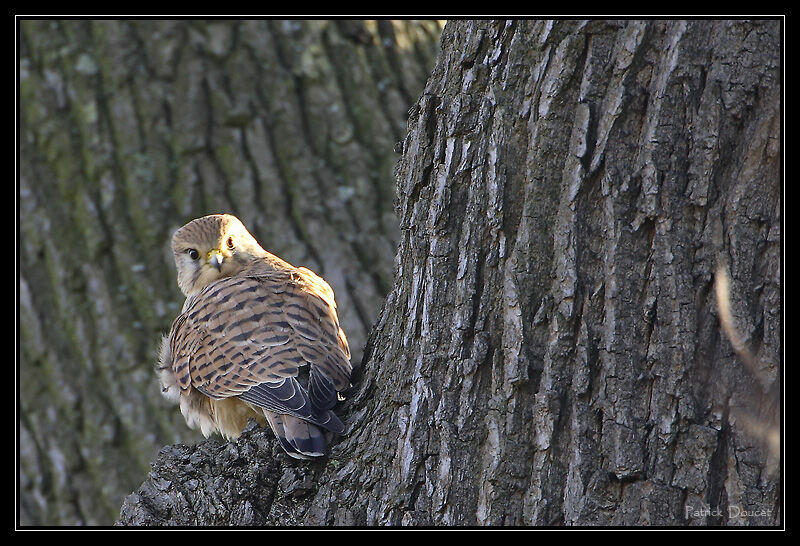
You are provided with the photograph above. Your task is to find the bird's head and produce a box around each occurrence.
[171,214,265,297]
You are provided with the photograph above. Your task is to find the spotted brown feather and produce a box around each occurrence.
[158,214,353,458]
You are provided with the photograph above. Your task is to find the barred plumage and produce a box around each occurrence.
[157,214,352,459]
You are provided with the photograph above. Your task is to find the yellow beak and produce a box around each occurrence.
[207,249,224,271]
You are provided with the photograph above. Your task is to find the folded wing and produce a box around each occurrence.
[168,267,352,435]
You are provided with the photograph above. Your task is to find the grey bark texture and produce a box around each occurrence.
[18,19,442,526]
[21,18,782,528]
[117,19,782,527]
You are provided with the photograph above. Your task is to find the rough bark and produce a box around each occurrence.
[383,19,780,526]
[116,19,782,527]
[18,19,442,526]
[25,18,781,528]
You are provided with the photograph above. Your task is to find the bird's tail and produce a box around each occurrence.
[262,410,335,459]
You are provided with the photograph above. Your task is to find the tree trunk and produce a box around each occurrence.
[18,19,442,526]
[369,19,781,525]
[37,18,784,528]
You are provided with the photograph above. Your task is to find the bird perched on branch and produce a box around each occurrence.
[156,214,352,459]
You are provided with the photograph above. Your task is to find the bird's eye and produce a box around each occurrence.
[187,248,199,260]
[226,236,235,249]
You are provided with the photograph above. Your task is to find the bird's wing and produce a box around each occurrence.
[168,269,351,428]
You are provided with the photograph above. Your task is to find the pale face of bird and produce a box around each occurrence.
[170,214,265,297]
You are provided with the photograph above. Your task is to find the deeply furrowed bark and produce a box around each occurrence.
[23,18,782,528]
[123,19,781,527]
[329,19,781,526]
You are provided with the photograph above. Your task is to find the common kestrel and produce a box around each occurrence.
[156,214,352,459]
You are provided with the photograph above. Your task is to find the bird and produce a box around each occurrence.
[156,214,353,459]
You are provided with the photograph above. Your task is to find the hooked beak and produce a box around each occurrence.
[207,249,224,272]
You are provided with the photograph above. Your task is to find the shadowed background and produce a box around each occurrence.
[18,19,442,525]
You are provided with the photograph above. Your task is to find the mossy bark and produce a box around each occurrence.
[19,18,442,525]
[22,18,781,528]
